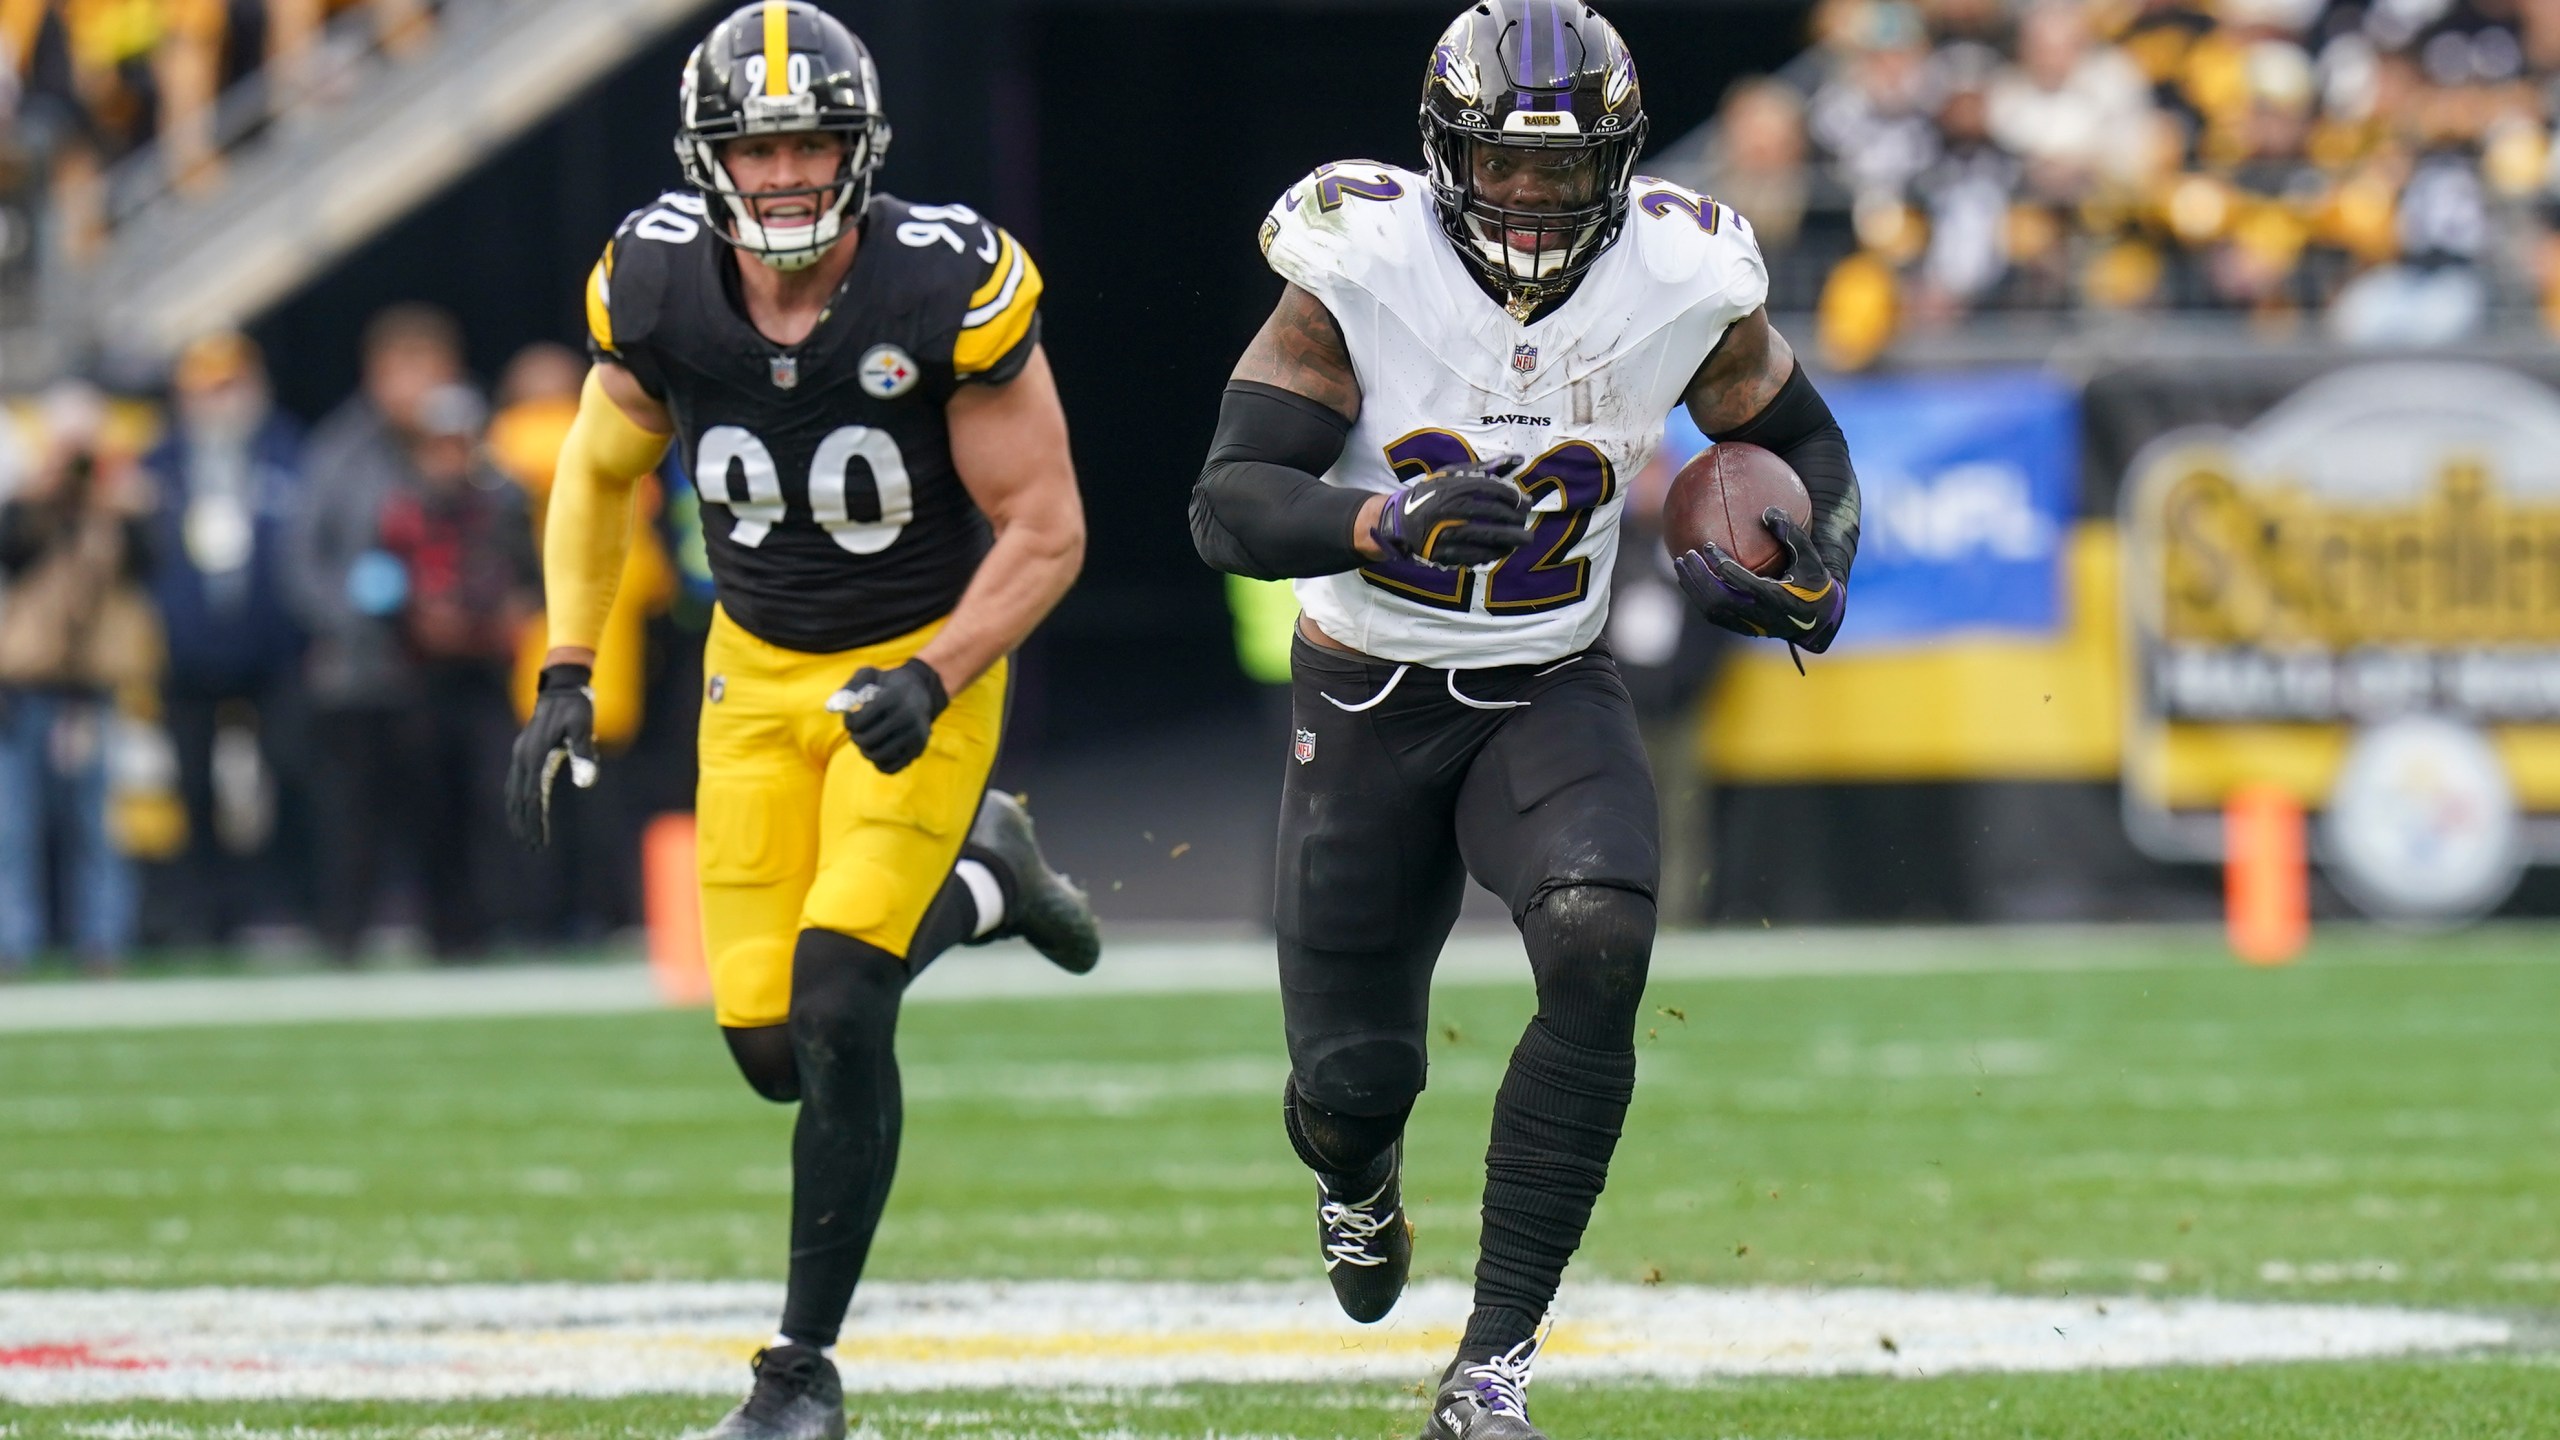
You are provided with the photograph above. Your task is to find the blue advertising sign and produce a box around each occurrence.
[1662,369,2078,649]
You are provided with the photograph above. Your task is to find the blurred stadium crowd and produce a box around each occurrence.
[13,0,2560,969]
[1651,0,2560,362]
[0,0,441,270]
[0,313,707,975]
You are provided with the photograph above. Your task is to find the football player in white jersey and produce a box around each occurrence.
[1190,4,1861,1436]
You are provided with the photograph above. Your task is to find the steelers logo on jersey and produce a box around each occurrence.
[861,344,920,399]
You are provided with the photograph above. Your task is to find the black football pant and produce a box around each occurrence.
[1276,635,1658,1359]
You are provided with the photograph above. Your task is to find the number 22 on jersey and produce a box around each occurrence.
[1361,432,1615,613]
[696,425,913,555]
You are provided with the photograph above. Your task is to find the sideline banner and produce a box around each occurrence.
[2119,360,2560,919]
[1664,369,2078,649]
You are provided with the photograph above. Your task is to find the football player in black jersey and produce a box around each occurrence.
[502,6,1097,1437]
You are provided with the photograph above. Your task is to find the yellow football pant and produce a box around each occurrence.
[695,607,1006,1029]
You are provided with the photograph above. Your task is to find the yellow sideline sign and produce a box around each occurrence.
[1701,517,2560,805]
[1703,523,2125,781]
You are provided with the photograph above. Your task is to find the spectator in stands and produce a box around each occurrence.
[287,301,462,962]
[375,381,536,959]
[489,341,670,939]
[1660,77,1851,311]
[1908,44,2026,318]
[0,380,155,975]
[1809,0,1945,203]
[139,331,306,944]
[1990,0,2158,203]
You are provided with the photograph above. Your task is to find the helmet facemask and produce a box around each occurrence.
[674,4,893,272]
[1424,130,1641,297]
[681,116,885,271]
[1416,1,1650,318]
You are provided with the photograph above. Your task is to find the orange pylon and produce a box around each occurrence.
[2225,784,2309,966]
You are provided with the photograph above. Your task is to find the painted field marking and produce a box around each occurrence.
[0,1280,2510,1403]
[11,924,2543,1036]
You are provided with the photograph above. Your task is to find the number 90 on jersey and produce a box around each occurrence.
[696,424,915,556]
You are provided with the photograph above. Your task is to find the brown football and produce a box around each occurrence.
[1662,442,1812,577]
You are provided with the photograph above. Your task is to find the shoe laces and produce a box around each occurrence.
[1318,1178,1398,1268]
[1462,1326,1547,1421]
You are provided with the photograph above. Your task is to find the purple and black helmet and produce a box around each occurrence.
[1420,1,1649,304]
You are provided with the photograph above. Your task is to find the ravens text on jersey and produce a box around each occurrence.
[586,188,1043,653]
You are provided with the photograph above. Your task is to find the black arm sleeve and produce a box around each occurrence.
[1705,360,1861,585]
[1190,380,1365,580]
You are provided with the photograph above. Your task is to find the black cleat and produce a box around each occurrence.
[1418,1334,1549,1440]
[694,1344,845,1440]
[971,791,1100,974]
[1318,1141,1412,1323]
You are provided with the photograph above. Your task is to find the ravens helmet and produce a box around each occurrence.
[1419,1,1649,310]
[676,1,891,271]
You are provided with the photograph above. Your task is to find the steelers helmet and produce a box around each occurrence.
[1419,1,1649,304]
[676,1,891,271]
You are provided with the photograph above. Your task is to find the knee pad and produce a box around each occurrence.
[1522,884,1656,1048]
[1284,1077,1412,1176]
[1292,1032,1428,1121]
[722,1023,800,1103]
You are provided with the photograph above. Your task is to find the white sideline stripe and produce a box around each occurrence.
[0,926,2542,1034]
[0,1280,2508,1402]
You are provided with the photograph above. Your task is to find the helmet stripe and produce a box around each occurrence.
[762,1,790,96]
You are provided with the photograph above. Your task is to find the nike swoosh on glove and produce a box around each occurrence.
[1674,508,1848,653]
[1370,455,1536,570]
[507,663,599,849]
[827,658,949,775]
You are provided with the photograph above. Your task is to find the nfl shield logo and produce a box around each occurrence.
[770,354,800,390]
[1293,728,1317,764]
[1512,344,1537,374]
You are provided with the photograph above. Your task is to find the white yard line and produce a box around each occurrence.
[0,925,2544,1034]
[0,1279,2509,1403]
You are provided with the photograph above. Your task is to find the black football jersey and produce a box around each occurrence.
[585,190,1043,652]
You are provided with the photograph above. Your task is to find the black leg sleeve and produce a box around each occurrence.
[779,928,909,1349]
[1463,884,1654,1360]
[723,1024,800,1103]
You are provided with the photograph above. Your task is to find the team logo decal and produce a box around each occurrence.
[1293,728,1317,764]
[1512,344,1538,375]
[860,344,920,399]
[707,675,726,704]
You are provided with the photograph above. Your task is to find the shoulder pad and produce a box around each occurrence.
[1623,176,1769,315]
[1259,162,1430,301]
[869,197,1045,379]
[588,191,712,357]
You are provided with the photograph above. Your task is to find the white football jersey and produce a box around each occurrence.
[1261,161,1768,668]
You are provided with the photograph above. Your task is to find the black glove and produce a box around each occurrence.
[1674,509,1848,653]
[1369,454,1536,570]
[506,663,598,849]
[827,658,948,774]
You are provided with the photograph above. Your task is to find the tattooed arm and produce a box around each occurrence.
[1233,284,1363,422]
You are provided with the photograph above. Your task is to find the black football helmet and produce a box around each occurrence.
[1420,1,1649,311]
[676,1,890,271]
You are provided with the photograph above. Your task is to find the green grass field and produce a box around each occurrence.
[5,925,2559,1436]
